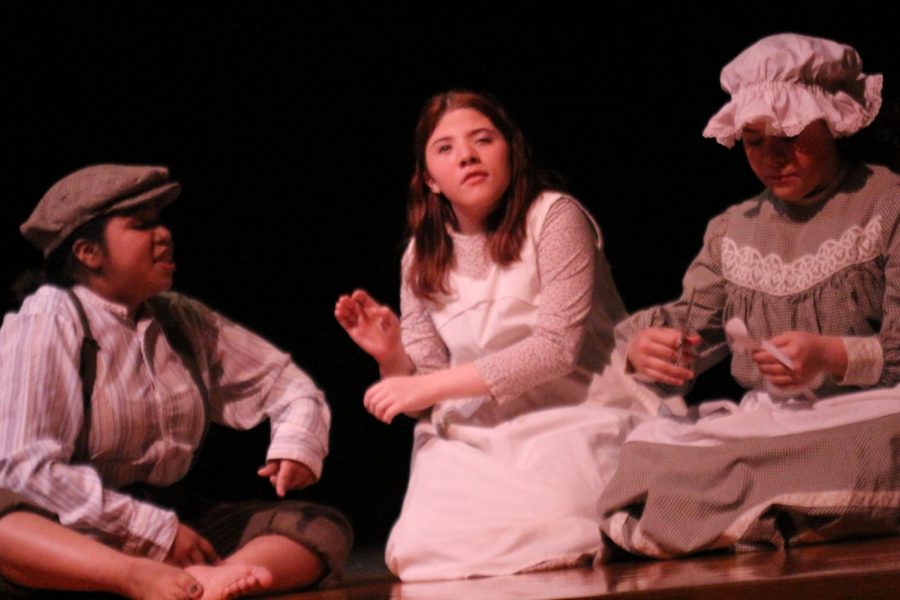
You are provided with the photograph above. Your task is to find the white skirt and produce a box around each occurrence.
[385,399,645,581]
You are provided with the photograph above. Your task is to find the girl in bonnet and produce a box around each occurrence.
[600,34,900,557]
[335,91,643,580]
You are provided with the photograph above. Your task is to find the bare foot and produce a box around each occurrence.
[122,557,202,600]
[186,563,273,600]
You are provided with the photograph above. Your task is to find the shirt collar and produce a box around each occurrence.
[72,284,148,323]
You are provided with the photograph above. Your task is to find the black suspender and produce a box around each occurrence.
[65,288,98,463]
[63,288,208,464]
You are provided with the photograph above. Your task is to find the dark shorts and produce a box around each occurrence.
[199,500,352,583]
[125,483,353,584]
[0,489,56,520]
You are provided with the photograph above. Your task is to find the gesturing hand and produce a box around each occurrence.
[166,523,220,567]
[257,459,317,497]
[626,327,699,386]
[335,290,404,365]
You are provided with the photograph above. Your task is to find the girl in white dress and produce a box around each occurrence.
[336,90,645,581]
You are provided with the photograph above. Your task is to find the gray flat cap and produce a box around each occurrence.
[21,164,181,257]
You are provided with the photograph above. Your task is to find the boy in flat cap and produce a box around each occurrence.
[0,165,352,600]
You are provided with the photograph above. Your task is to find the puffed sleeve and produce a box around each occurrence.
[832,173,900,388]
[173,297,330,480]
[0,298,179,560]
[473,197,597,402]
[874,185,900,386]
[399,250,451,375]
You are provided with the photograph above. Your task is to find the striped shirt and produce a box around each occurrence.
[0,285,330,560]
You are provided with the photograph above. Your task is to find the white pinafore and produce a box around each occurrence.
[385,193,649,581]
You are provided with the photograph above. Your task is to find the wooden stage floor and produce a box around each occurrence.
[278,534,900,600]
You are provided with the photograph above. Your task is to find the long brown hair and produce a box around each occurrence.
[406,90,554,302]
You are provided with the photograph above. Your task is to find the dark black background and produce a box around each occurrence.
[3,3,897,546]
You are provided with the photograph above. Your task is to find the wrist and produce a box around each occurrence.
[822,335,849,379]
[378,346,413,377]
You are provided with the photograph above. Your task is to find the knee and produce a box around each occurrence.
[241,502,354,581]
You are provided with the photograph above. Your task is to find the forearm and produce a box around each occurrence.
[2,454,178,559]
[255,363,331,479]
[475,330,582,402]
[417,363,491,404]
[362,363,490,423]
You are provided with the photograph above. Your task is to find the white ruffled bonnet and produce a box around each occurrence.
[703,33,883,148]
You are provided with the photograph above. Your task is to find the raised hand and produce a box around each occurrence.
[335,290,405,365]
